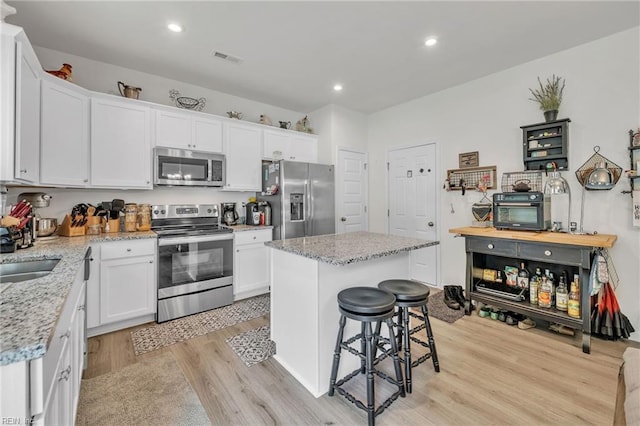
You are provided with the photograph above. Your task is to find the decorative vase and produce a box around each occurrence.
[544,110,558,122]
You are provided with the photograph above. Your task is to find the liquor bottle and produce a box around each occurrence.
[556,273,568,311]
[538,274,552,308]
[567,277,581,318]
[546,270,556,307]
[517,262,530,289]
[529,268,539,305]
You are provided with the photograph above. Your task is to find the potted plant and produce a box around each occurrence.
[529,74,565,122]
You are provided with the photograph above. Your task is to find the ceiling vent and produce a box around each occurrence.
[212,51,243,64]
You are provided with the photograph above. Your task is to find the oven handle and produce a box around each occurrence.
[158,233,233,246]
[494,202,537,207]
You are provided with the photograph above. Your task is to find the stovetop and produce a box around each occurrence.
[151,204,233,237]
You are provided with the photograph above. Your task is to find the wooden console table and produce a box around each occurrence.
[449,227,617,353]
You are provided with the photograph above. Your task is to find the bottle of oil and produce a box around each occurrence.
[556,273,568,312]
[567,277,581,318]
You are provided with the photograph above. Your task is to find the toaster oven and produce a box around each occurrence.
[493,192,550,231]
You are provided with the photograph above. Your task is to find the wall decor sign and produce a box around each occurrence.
[459,151,479,168]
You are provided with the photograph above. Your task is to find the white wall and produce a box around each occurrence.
[34,46,308,128]
[367,27,640,341]
[309,104,368,165]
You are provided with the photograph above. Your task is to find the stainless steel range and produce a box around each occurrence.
[152,204,234,323]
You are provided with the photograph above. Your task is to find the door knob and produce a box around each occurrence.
[428,221,434,227]
[340,217,347,222]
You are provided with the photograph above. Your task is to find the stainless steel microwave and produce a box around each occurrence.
[154,147,225,187]
[493,192,550,231]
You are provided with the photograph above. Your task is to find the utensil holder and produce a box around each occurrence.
[59,215,86,237]
[103,218,120,233]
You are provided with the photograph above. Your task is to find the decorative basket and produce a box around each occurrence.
[575,146,622,187]
[169,89,206,111]
[501,171,543,192]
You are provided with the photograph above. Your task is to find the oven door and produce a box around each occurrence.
[493,202,544,230]
[157,234,233,299]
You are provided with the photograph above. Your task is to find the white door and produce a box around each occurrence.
[154,109,191,150]
[336,148,368,233]
[388,144,438,285]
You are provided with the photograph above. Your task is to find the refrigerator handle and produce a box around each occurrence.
[306,180,312,236]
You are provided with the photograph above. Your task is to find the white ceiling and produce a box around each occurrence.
[5,1,639,114]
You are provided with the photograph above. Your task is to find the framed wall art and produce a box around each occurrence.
[459,151,479,168]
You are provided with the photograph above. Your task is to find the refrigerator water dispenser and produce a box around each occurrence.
[290,193,304,221]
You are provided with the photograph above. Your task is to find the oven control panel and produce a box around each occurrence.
[152,204,218,219]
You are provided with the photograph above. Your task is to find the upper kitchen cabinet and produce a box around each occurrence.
[40,76,90,187]
[0,24,41,184]
[91,95,152,189]
[223,121,262,191]
[263,129,318,163]
[154,107,223,153]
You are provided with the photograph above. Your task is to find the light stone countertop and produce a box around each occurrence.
[224,224,274,232]
[265,231,439,266]
[0,231,157,366]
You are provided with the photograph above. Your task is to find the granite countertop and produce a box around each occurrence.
[0,231,157,366]
[225,224,274,232]
[265,231,439,266]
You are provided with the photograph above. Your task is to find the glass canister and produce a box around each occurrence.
[137,204,151,231]
[124,203,138,232]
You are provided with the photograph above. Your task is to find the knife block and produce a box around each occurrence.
[59,215,86,237]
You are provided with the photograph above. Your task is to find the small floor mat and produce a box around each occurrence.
[226,325,276,367]
[76,352,209,425]
[426,288,465,323]
[131,294,270,355]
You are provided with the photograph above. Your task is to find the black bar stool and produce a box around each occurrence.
[328,287,405,426]
[377,279,440,393]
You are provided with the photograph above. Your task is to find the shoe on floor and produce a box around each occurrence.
[518,318,536,330]
[443,285,461,310]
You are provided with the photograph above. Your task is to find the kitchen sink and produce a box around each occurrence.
[0,259,61,284]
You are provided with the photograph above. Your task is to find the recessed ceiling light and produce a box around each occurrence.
[168,23,183,33]
[425,37,438,47]
[333,84,343,92]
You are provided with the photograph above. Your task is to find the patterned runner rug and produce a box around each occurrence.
[226,325,276,367]
[131,294,270,355]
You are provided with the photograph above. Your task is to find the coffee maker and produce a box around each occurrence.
[221,203,239,226]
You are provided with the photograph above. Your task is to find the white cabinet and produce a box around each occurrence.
[91,96,152,189]
[154,108,223,153]
[30,270,86,426]
[40,77,90,187]
[233,229,272,300]
[223,121,263,191]
[95,239,156,328]
[263,129,318,163]
[0,24,41,183]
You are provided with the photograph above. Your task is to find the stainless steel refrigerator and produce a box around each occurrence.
[257,160,335,240]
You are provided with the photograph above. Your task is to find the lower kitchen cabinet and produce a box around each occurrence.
[87,239,157,336]
[233,229,272,300]
[31,269,86,425]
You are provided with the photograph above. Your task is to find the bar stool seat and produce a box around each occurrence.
[378,279,440,394]
[329,287,405,426]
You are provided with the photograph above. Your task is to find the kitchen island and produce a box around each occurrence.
[266,231,439,397]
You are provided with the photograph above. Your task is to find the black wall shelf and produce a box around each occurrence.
[521,118,570,171]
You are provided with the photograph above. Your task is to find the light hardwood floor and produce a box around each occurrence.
[84,311,636,425]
